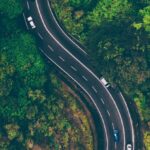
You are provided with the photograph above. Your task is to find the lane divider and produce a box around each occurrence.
[35,0,129,149]
[39,47,109,150]
[47,0,88,55]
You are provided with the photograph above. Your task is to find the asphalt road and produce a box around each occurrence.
[23,0,135,149]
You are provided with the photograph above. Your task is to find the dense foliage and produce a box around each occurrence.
[51,0,150,148]
[0,0,94,149]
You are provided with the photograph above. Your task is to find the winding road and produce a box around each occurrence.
[23,0,136,149]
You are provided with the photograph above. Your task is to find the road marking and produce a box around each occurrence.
[115,143,117,149]
[92,86,98,93]
[39,47,109,150]
[47,0,88,55]
[59,56,65,62]
[107,110,110,117]
[37,0,127,145]
[70,66,77,71]
[48,45,54,52]
[112,122,115,129]
[23,13,29,30]
[101,98,105,104]
[27,1,30,10]
[82,75,88,81]
[38,32,43,40]
[37,0,126,147]
[37,1,129,148]
[119,92,135,150]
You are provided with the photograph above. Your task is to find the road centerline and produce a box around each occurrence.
[82,75,88,81]
[27,1,30,10]
[38,32,44,40]
[70,65,77,71]
[48,45,54,52]
[59,56,65,62]
[92,86,98,93]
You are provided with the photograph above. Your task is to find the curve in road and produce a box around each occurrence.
[23,0,135,149]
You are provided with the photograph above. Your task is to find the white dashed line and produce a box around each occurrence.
[27,1,30,10]
[107,110,111,116]
[101,98,105,104]
[38,0,127,147]
[38,32,43,40]
[47,0,88,55]
[82,75,88,81]
[39,47,109,150]
[37,0,130,148]
[23,13,29,30]
[59,56,65,62]
[70,66,77,71]
[92,86,98,93]
[119,92,135,150]
[48,45,54,52]
[112,122,115,129]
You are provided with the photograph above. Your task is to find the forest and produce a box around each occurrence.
[0,0,150,149]
[51,0,150,149]
[0,0,94,149]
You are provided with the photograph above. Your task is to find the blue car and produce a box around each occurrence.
[113,129,119,142]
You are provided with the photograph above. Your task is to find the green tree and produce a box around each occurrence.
[0,0,22,18]
[69,0,91,9]
[0,52,15,97]
[133,6,150,33]
[4,124,20,140]
[87,0,130,28]
[28,89,46,103]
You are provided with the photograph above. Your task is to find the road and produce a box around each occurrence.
[23,0,135,149]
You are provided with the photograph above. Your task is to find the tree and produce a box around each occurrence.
[26,105,38,120]
[133,6,150,33]
[69,0,91,9]
[28,89,46,103]
[0,52,15,97]
[87,0,130,28]
[4,124,20,140]
[2,33,47,88]
[0,0,22,18]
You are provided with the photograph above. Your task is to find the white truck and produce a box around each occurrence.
[100,77,110,88]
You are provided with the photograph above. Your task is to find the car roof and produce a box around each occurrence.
[27,16,32,21]
[100,77,108,85]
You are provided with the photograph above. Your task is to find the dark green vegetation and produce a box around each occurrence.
[51,0,150,148]
[0,0,94,149]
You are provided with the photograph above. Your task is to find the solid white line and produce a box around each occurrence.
[107,110,111,117]
[70,66,77,71]
[48,45,54,52]
[59,56,65,62]
[27,1,30,10]
[37,3,124,147]
[47,0,87,55]
[101,98,105,104]
[38,32,43,39]
[39,47,109,150]
[23,13,29,30]
[102,85,126,150]
[92,86,98,93]
[36,1,126,149]
[82,75,88,81]
[119,92,135,150]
